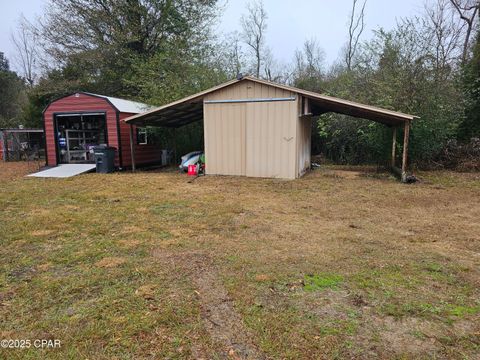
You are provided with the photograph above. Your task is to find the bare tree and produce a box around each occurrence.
[294,39,325,79]
[425,0,465,74]
[292,38,325,90]
[223,31,245,77]
[11,15,39,87]
[449,0,479,63]
[241,0,268,77]
[345,0,367,71]
[10,16,39,87]
[263,48,289,83]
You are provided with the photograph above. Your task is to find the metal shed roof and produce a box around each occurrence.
[124,76,416,127]
[83,93,154,114]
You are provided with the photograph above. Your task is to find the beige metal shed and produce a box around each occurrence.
[124,76,416,181]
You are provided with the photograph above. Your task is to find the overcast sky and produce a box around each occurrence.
[1,0,427,73]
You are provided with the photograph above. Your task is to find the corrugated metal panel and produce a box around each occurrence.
[204,97,295,104]
[204,80,295,102]
[296,116,312,177]
[204,103,246,176]
[44,93,159,168]
[44,94,118,166]
[245,100,297,179]
[83,93,153,113]
[118,113,163,167]
[204,80,298,179]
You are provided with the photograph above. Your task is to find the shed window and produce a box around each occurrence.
[136,127,148,145]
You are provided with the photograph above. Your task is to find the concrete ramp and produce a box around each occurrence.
[28,164,96,178]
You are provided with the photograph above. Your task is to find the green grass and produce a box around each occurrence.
[447,304,480,317]
[303,273,343,291]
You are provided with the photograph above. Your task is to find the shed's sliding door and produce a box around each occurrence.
[245,101,296,179]
[204,103,246,176]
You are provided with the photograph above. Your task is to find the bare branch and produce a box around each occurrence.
[10,15,39,87]
[241,0,268,77]
[448,0,479,63]
[346,0,367,70]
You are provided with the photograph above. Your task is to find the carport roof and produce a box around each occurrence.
[124,76,417,128]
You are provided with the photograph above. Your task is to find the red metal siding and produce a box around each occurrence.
[43,93,161,168]
[44,93,119,166]
[118,113,163,167]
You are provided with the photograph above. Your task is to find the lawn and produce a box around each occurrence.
[0,162,479,359]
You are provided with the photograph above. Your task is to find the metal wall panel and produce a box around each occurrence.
[204,103,246,176]
[203,79,300,179]
[44,94,118,166]
[296,116,312,177]
[44,93,161,168]
[205,80,294,101]
[245,100,297,179]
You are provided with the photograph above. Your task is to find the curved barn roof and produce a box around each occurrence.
[83,93,153,114]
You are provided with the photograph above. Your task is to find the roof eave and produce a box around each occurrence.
[123,76,417,126]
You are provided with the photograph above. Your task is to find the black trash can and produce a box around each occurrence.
[93,145,116,173]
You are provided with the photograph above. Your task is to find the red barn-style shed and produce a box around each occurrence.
[44,92,160,168]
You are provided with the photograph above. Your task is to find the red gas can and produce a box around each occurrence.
[187,164,197,176]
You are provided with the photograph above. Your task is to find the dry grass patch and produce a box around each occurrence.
[0,163,479,359]
[36,263,53,272]
[120,225,144,234]
[94,256,127,268]
[135,284,157,300]
[0,161,42,180]
[29,229,55,237]
[117,239,142,248]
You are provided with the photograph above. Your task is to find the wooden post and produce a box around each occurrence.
[129,125,136,172]
[391,127,397,168]
[401,120,410,182]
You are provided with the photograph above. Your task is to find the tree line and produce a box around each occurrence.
[1,0,479,170]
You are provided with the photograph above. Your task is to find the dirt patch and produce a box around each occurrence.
[195,265,264,359]
[153,250,264,359]
[349,313,445,358]
[8,266,36,281]
[95,257,126,268]
[372,316,441,356]
[325,169,362,179]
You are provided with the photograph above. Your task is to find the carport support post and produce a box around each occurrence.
[129,125,136,172]
[401,120,410,183]
[391,127,397,168]
[173,127,177,164]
